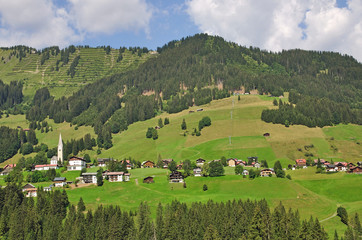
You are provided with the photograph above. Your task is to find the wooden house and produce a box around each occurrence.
[169,171,184,183]
[196,158,206,166]
[53,177,67,187]
[260,168,274,177]
[23,183,37,197]
[349,166,362,174]
[143,176,154,183]
[326,164,337,172]
[97,158,112,167]
[227,158,236,167]
[295,159,306,167]
[142,161,155,168]
[162,159,174,169]
[335,162,348,171]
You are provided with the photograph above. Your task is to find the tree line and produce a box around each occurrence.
[2,183,356,240]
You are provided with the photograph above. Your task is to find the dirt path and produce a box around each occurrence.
[320,204,340,223]
[135,178,139,185]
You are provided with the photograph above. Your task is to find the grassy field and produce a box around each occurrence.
[0,94,361,238]
[0,47,155,101]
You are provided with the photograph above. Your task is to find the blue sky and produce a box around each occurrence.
[0,0,361,62]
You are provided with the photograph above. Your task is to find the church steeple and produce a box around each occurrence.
[58,133,63,163]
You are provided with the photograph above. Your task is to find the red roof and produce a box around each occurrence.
[35,164,57,168]
[4,164,16,169]
[296,159,306,163]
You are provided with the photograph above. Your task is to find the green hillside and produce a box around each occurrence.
[0,46,155,101]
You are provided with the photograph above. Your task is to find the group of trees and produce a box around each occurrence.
[0,183,339,240]
[262,91,361,127]
[0,126,38,163]
[0,80,23,109]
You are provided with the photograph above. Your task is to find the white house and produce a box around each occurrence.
[67,156,86,171]
[53,177,67,187]
[242,169,249,176]
[193,167,202,177]
[23,183,37,197]
[50,156,58,165]
[82,172,98,183]
[34,164,58,171]
[104,172,131,182]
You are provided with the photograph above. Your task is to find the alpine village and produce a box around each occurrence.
[0,15,361,240]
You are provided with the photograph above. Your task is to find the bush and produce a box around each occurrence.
[286,174,292,180]
[337,207,349,225]
[203,184,208,191]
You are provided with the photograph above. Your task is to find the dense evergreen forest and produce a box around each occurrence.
[2,184,360,240]
[0,80,23,110]
[3,34,362,146]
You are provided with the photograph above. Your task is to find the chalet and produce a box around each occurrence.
[357,162,362,167]
[314,159,326,165]
[105,172,125,182]
[142,160,155,168]
[348,166,362,174]
[68,156,86,171]
[260,168,274,177]
[143,176,154,184]
[263,133,270,137]
[193,167,202,177]
[348,162,355,168]
[177,163,183,170]
[335,162,348,171]
[196,158,206,166]
[227,158,236,167]
[82,172,97,184]
[121,160,132,169]
[162,159,174,169]
[34,164,58,171]
[326,164,337,172]
[0,164,16,176]
[235,160,246,166]
[23,183,37,197]
[53,177,67,187]
[169,171,184,183]
[97,158,112,167]
[295,159,307,167]
[242,169,249,176]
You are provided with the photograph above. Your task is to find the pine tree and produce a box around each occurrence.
[77,197,86,213]
[181,118,187,130]
[158,118,163,128]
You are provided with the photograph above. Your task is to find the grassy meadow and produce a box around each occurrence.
[0,94,361,238]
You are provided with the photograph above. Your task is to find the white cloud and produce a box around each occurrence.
[0,0,153,49]
[68,0,152,35]
[186,0,362,62]
[0,0,80,49]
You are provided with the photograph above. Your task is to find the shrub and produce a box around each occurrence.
[203,184,208,191]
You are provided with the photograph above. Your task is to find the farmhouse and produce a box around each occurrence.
[82,172,97,184]
[314,159,326,165]
[142,161,155,168]
[235,160,246,166]
[68,156,86,171]
[0,164,16,176]
[227,158,236,167]
[97,158,112,167]
[295,159,307,167]
[193,167,202,177]
[196,158,206,166]
[162,159,174,169]
[252,162,261,168]
[335,162,348,171]
[326,164,337,172]
[34,164,58,171]
[53,177,67,187]
[43,185,53,192]
[248,156,258,162]
[169,171,184,183]
[348,166,362,174]
[23,183,37,197]
[260,168,274,177]
[143,176,154,183]
[121,160,132,169]
[242,169,249,176]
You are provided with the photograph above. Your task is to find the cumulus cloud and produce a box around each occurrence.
[68,0,152,35]
[0,0,80,48]
[0,0,153,49]
[186,0,362,62]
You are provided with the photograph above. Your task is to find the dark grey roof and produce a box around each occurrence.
[53,177,66,181]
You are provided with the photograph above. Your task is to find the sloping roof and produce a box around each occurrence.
[69,156,85,161]
[23,183,36,189]
[35,164,58,168]
[53,177,66,181]
[106,172,124,175]
[82,172,97,176]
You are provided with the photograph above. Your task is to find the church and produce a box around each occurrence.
[50,133,63,165]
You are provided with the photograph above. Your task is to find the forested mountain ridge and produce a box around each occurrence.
[3,34,362,150]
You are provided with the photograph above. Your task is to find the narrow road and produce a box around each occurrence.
[320,204,340,223]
